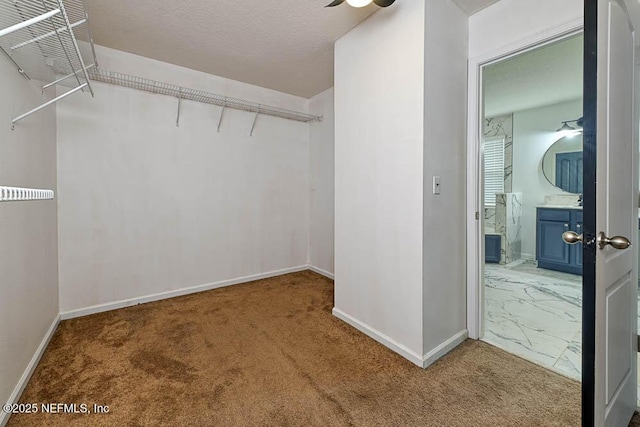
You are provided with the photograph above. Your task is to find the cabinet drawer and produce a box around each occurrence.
[538,208,571,222]
[537,220,570,264]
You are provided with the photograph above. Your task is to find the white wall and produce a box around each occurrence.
[0,59,59,415]
[422,0,468,356]
[309,88,335,276]
[512,98,583,257]
[57,46,311,312]
[469,0,583,60]
[334,0,426,360]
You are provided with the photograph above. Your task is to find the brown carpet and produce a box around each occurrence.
[8,271,582,426]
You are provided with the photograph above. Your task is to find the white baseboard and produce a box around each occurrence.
[520,253,535,261]
[505,259,526,268]
[308,265,334,279]
[332,307,424,367]
[332,308,468,369]
[1,314,60,427]
[422,330,468,368]
[60,265,309,320]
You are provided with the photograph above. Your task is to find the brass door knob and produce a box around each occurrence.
[562,231,583,245]
[597,232,631,250]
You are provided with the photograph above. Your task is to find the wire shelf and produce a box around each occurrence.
[0,186,54,202]
[88,68,323,124]
[0,0,97,127]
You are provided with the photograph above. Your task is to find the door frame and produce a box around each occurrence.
[465,17,584,340]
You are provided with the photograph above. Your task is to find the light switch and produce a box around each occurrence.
[433,176,441,195]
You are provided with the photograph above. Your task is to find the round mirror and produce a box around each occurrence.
[542,133,583,194]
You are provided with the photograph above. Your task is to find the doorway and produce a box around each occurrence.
[468,1,640,423]
[480,34,584,381]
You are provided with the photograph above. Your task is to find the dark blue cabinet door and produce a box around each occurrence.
[537,220,570,265]
[572,211,583,269]
[485,235,501,263]
[572,221,583,269]
[536,208,582,275]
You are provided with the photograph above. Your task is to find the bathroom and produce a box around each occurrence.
[481,34,585,380]
[480,30,640,408]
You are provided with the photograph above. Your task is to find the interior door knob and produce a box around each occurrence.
[562,231,583,244]
[597,232,631,250]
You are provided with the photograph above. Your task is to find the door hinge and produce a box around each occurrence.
[637,335,640,352]
[475,211,480,220]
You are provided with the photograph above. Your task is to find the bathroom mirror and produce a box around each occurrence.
[541,134,583,194]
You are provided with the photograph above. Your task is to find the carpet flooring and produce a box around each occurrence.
[8,271,583,426]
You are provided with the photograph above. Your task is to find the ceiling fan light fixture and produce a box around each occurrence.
[346,0,373,7]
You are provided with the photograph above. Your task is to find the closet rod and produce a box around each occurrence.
[88,68,323,124]
[12,83,87,128]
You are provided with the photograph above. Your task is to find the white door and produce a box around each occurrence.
[588,0,640,424]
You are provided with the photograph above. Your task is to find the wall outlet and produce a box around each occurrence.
[433,176,441,195]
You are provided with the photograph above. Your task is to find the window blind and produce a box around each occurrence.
[484,136,505,206]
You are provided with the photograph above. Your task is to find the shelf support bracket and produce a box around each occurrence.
[57,1,94,97]
[176,97,182,127]
[217,105,226,133]
[0,47,30,80]
[250,109,260,137]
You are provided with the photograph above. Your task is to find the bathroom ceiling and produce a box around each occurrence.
[483,34,584,117]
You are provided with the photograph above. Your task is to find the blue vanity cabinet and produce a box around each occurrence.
[536,208,582,275]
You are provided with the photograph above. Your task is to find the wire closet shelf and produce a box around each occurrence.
[0,0,97,127]
[88,68,323,125]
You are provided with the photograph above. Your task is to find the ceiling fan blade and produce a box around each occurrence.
[372,0,396,6]
[325,0,345,6]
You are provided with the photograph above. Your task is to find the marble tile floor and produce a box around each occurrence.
[483,262,583,381]
[483,261,640,404]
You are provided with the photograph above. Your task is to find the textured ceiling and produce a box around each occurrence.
[450,0,501,15]
[84,0,377,98]
[84,1,505,99]
[484,35,583,117]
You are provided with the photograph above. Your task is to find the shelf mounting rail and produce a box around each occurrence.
[0,0,98,128]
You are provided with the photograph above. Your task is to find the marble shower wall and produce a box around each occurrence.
[485,114,513,193]
[495,193,522,264]
[484,207,496,230]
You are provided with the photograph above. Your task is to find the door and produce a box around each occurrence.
[538,216,571,265]
[583,0,640,424]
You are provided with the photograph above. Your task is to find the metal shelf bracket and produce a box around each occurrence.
[217,104,226,133]
[250,109,260,137]
[176,96,182,128]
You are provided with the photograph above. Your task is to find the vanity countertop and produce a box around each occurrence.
[536,206,640,221]
[536,205,583,210]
